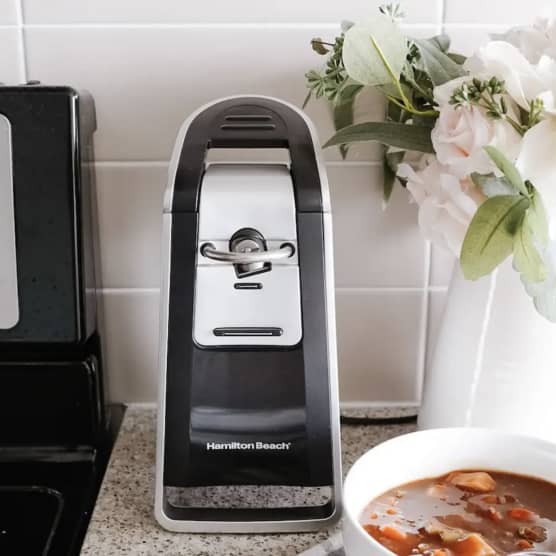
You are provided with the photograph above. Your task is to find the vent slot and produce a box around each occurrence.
[220,123,276,131]
[224,114,273,122]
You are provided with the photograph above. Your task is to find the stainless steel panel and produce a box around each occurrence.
[0,114,19,329]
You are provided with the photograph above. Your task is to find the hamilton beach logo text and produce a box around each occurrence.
[206,441,292,451]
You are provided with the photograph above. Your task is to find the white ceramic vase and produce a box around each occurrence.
[419,259,556,444]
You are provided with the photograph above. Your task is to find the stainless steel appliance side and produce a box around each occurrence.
[0,114,19,329]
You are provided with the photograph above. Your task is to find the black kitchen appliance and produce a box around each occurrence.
[0,84,122,556]
[155,96,342,532]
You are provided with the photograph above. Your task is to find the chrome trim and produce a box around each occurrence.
[154,213,172,528]
[70,93,83,339]
[0,114,19,329]
[323,212,343,520]
[200,242,294,264]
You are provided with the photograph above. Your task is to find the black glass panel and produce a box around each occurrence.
[0,487,63,556]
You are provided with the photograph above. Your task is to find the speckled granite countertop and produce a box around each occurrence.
[81,405,417,555]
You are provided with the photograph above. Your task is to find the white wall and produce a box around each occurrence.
[1,0,549,404]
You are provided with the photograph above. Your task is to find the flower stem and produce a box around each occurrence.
[371,36,439,118]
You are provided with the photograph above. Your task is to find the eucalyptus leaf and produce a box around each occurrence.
[332,84,363,158]
[383,150,405,204]
[427,34,451,52]
[513,215,547,283]
[336,83,364,104]
[401,62,434,103]
[529,191,549,246]
[447,52,467,65]
[324,121,434,153]
[461,195,530,280]
[383,157,397,206]
[342,14,407,86]
[414,39,466,86]
[471,172,517,197]
[387,97,403,122]
[483,146,529,197]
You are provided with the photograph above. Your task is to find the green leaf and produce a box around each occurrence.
[461,195,530,280]
[470,172,517,197]
[414,39,466,86]
[383,158,396,206]
[483,146,528,197]
[528,191,549,246]
[324,121,434,153]
[513,214,547,283]
[427,34,450,52]
[342,13,407,86]
[447,52,467,65]
[332,84,363,158]
[311,38,330,55]
[333,103,352,158]
[383,150,405,205]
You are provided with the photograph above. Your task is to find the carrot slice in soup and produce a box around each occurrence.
[453,533,496,556]
[516,539,533,550]
[380,524,407,542]
[508,508,538,521]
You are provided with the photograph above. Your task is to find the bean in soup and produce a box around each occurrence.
[360,470,556,556]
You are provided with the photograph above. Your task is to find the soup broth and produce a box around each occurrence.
[360,470,556,556]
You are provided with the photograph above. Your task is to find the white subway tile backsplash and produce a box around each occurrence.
[24,26,386,162]
[336,290,422,403]
[100,288,423,403]
[329,164,426,288]
[445,0,554,24]
[0,28,24,83]
[445,25,508,57]
[22,0,440,25]
[101,290,159,403]
[0,0,18,25]
[93,162,425,290]
[95,164,166,289]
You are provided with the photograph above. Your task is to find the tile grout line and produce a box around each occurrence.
[100,288,160,295]
[15,0,27,82]
[443,23,511,30]
[15,22,439,30]
[439,0,447,33]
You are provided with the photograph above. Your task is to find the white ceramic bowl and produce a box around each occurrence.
[343,428,556,556]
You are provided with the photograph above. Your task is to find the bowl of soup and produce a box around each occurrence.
[343,428,556,556]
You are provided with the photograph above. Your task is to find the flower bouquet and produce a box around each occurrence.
[305,4,556,322]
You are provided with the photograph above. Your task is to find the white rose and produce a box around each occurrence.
[494,18,556,63]
[431,79,521,178]
[397,158,481,257]
[516,118,556,239]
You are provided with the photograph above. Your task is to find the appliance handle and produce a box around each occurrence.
[200,243,294,264]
